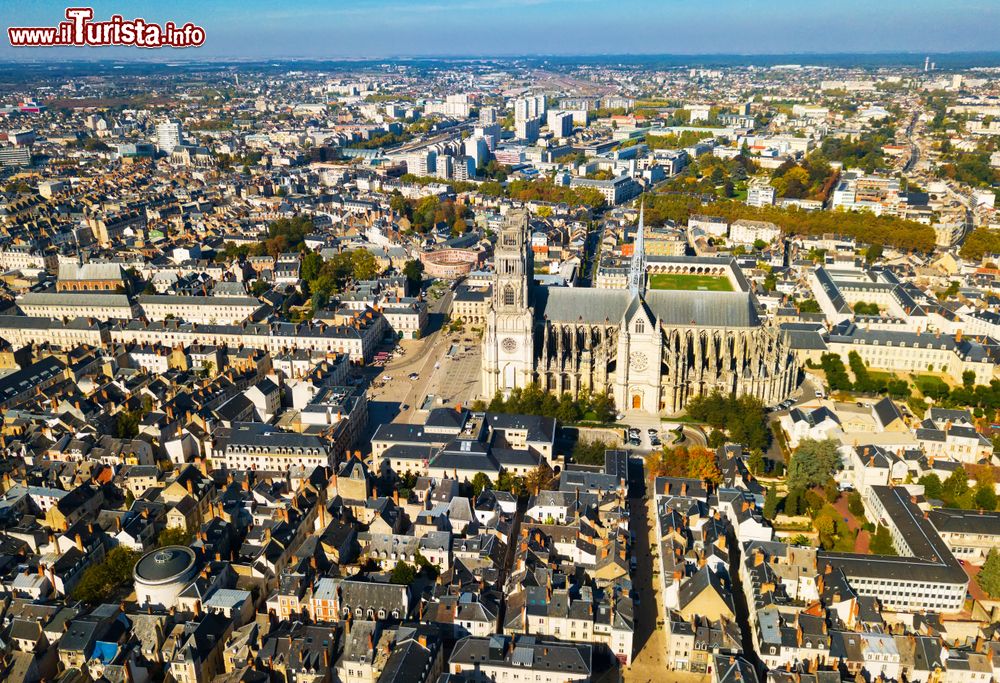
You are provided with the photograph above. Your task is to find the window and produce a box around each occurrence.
[503,286,515,306]
[635,320,645,333]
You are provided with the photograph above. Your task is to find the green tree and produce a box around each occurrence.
[301,251,324,283]
[869,525,897,555]
[747,448,765,476]
[350,249,379,281]
[555,393,581,423]
[116,410,143,439]
[71,546,142,603]
[919,473,943,500]
[470,472,491,496]
[573,439,609,466]
[978,548,1000,598]
[784,488,804,516]
[390,561,417,585]
[763,484,779,520]
[787,439,841,491]
[975,483,998,511]
[847,491,866,519]
[402,259,424,288]
[158,526,192,547]
[942,468,970,507]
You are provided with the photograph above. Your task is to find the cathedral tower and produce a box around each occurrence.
[481,209,536,398]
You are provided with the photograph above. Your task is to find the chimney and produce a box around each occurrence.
[193,600,201,617]
[75,533,84,552]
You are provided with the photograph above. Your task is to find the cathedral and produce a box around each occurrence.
[481,208,800,415]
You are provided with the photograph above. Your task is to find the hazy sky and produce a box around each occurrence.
[3,0,999,58]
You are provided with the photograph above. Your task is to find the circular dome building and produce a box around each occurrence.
[133,545,199,609]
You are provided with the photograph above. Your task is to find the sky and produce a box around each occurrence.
[2,0,999,59]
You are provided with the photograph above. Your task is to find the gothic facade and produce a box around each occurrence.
[481,209,799,415]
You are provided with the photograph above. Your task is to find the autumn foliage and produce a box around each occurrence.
[648,445,722,485]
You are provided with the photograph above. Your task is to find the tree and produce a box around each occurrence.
[747,449,765,476]
[784,488,804,516]
[978,548,1000,598]
[301,251,324,283]
[941,467,970,507]
[685,391,769,451]
[525,465,553,495]
[414,552,440,580]
[470,472,491,496]
[918,472,944,499]
[158,526,192,547]
[350,249,379,281]
[555,393,581,423]
[823,478,841,503]
[573,439,609,466]
[390,561,417,585]
[116,410,142,439]
[869,525,897,555]
[71,546,142,603]
[865,243,883,264]
[847,491,866,519]
[649,446,692,479]
[763,484,779,520]
[787,439,841,491]
[975,483,998,511]
[686,447,723,485]
[403,259,424,288]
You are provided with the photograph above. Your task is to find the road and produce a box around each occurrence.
[362,288,455,445]
[624,473,709,683]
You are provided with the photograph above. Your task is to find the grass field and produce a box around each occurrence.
[648,273,734,292]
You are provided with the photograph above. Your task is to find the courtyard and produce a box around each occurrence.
[647,273,734,292]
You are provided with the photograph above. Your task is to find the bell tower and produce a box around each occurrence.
[482,209,535,398]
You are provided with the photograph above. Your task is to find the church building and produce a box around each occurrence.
[481,207,799,415]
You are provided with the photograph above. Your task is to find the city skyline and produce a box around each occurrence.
[3,0,999,58]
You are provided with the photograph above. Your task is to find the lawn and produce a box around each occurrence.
[914,374,950,393]
[648,273,734,292]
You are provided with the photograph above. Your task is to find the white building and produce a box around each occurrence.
[156,119,183,154]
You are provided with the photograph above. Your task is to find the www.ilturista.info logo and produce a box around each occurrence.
[8,7,206,48]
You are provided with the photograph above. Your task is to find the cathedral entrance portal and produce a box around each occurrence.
[631,394,642,410]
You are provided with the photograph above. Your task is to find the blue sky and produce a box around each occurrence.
[3,0,998,58]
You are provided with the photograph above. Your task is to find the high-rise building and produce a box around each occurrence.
[406,150,437,176]
[515,118,540,143]
[546,111,573,138]
[156,119,183,154]
[514,95,546,122]
[464,135,489,170]
[434,154,453,180]
[479,107,498,125]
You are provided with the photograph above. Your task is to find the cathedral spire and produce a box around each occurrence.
[628,197,646,296]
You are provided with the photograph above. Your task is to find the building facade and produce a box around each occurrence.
[481,210,798,415]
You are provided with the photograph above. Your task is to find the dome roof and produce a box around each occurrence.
[134,545,197,584]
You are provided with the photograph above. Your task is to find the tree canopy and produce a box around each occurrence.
[787,439,841,491]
